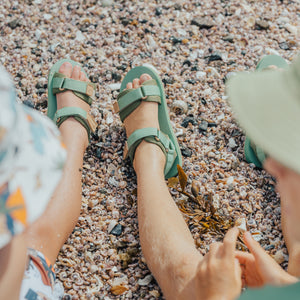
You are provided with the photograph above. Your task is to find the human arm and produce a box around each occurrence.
[0,232,27,300]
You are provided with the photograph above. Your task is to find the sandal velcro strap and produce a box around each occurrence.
[114,79,161,122]
[125,127,177,177]
[54,107,97,142]
[52,72,95,105]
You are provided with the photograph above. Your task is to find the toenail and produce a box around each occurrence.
[62,62,71,68]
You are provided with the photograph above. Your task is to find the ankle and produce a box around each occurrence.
[59,118,89,151]
[133,141,165,176]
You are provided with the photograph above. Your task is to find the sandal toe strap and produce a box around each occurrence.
[52,72,96,105]
[125,127,177,177]
[114,79,161,122]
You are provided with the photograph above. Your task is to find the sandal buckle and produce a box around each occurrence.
[113,101,120,113]
[140,86,147,100]
[86,84,95,97]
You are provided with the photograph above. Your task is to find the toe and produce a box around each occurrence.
[133,78,140,89]
[140,73,152,84]
[72,65,81,80]
[79,71,88,82]
[126,82,133,89]
[58,62,73,77]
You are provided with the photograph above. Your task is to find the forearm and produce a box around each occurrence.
[288,250,300,277]
[0,233,27,299]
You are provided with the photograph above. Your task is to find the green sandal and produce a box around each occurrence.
[47,59,97,142]
[114,66,182,179]
[244,55,288,168]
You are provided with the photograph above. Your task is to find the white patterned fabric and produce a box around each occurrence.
[0,66,66,249]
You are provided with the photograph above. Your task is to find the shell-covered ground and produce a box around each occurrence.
[1,0,300,299]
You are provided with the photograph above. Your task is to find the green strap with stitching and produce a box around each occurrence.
[116,79,161,122]
[54,107,91,141]
[52,72,95,105]
[126,127,177,176]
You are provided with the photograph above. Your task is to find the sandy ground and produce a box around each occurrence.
[1,0,300,299]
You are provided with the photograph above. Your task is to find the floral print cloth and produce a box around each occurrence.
[20,248,64,299]
[0,65,66,249]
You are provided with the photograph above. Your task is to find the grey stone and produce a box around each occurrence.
[191,17,216,29]
[208,51,223,62]
[279,42,289,50]
[255,19,269,30]
[101,0,113,7]
[199,120,208,131]
[155,7,162,16]
[181,116,197,128]
[223,34,234,43]
[181,147,192,157]
[111,224,123,236]
[8,18,21,29]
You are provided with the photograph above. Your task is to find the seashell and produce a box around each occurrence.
[138,275,153,286]
[171,100,188,114]
[235,218,247,232]
[246,17,256,27]
[284,23,297,35]
[273,249,286,264]
[251,230,263,242]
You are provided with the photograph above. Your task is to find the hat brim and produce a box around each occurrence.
[227,68,300,173]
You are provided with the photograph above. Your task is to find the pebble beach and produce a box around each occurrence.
[1,0,300,299]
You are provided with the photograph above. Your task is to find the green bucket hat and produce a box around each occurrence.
[227,54,300,174]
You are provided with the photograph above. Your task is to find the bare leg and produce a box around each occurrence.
[124,75,202,299]
[25,62,90,264]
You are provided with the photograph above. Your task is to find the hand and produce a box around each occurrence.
[236,232,298,288]
[196,227,242,300]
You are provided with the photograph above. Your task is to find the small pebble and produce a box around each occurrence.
[274,249,286,264]
[111,224,123,236]
[228,138,237,148]
[255,19,270,30]
[138,275,153,286]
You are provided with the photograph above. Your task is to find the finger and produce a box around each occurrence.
[223,227,240,258]
[235,251,255,264]
[126,82,133,89]
[234,258,242,279]
[243,232,268,261]
[209,242,222,258]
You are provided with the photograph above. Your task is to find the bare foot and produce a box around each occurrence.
[122,74,165,170]
[56,62,90,149]
[123,74,159,137]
